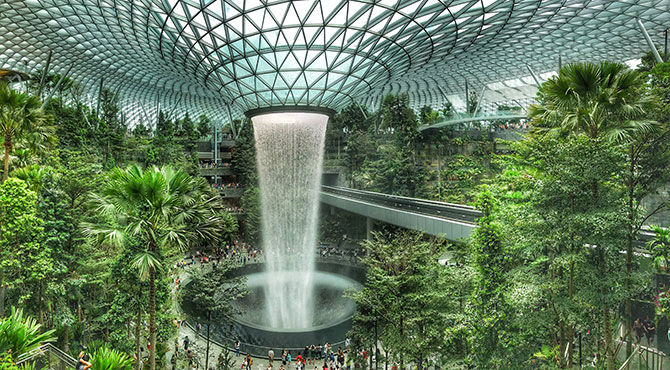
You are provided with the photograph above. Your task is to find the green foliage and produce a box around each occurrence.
[90,346,133,370]
[381,93,418,146]
[0,308,55,357]
[240,185,261,245]
[468,188,512,367]
[0,82,55,181]
[648,226,670,271]
[349,233,458,368]
[231,120,257,187]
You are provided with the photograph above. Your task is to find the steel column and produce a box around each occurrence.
[636,18,663,64]
[41,64,73,109]
[464,80,469,114]
[472,86,486,116]
[37,50,52,98]
[95,77,104,119]
[526,64,541,87]
[664,28,668,62]
[226,104,237,139]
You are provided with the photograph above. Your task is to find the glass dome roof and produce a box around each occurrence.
[0,0,668,127]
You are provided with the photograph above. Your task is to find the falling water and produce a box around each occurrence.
[252,112,328,329]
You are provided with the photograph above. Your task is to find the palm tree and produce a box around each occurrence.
[528,61,649,140]
[529,61,651,370]
[0,82,54,182]
[84,165,226,370]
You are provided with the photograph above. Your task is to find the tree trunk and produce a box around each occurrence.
[135,291,143,370]
[63,324,70,354]
[206,313,211,370]
[149,269,157,370]
[399,317,404,370]
[3,140,10,182]
[0,274,5,317]
[604,306,614,370]
[624,146,635,357]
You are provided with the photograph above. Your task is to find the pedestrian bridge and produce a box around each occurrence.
[418,112,527,132]
[319,186,481,241]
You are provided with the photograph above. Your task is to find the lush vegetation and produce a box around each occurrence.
[1,54,669,370]
[345,60,670,369]
[0,75,236,369]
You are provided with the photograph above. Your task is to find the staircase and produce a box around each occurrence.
[15,343,77,370]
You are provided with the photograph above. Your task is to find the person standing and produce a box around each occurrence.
[644,316,656,345]
[184,336,190,351]
[268,349,275,365]
[235,340,241,357]
[633,318,644,343]
[308,345,315,365]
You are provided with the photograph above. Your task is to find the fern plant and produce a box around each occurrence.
[0,308,55,358]
[90,347,133,370]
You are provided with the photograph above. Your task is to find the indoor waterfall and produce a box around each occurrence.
[252,112,328,329]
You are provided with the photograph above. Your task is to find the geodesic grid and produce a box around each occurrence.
[0,0,668,128]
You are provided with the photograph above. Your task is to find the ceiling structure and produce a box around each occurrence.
[0,0,668,128]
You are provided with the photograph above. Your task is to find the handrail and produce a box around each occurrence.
[15,343,77,367]
[183,321,346,359]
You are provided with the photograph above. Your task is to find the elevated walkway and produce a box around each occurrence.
[419,112,526,131]
[320,186,481,241]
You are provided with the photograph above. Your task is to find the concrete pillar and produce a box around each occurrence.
[366,217,374,240]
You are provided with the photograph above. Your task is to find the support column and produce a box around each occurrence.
[213,125,218,184]
[636,18,663,64]
[464,80,469,114]
[526,64,541,87]
[366,217,375,240]
[41,64,73,109]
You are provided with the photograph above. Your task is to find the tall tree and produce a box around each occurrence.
[85,165,228,370]
[468,188,511,367]
[0,178,44,317]
[528,62,652,369]
[182,259,247,370]
[350,233,452,370]
[0,82,54,182]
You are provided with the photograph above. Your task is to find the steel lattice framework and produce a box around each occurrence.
[0,0,668,127]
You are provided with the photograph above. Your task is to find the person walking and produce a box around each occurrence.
[76,349,92,370]
[245,353,253,370]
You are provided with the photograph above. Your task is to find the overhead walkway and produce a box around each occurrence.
[320,186,481,241]
[419,112,527,132]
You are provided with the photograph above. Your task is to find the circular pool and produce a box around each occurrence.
[182,262,364,356]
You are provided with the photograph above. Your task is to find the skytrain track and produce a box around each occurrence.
[320,186,481,225]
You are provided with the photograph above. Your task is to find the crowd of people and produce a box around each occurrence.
[211,182,242,190]
[248,341,355,370]
[225,206,245,214]
[200,161,232,169]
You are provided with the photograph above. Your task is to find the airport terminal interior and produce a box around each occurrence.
[1,0,670,369]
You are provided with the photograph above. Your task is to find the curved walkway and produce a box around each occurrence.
[167,249,363,369]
